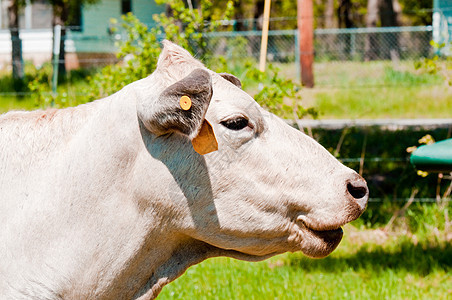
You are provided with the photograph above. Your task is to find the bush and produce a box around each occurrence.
[29,2,316,120]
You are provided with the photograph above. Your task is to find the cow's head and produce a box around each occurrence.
[135,41,368,259]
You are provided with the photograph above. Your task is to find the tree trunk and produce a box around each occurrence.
[52,1,68,81]
[253,0,265,31]
[378,0,399,59]
[325,0,335,29]
[337,0,354,59]
[392,0,402,25]
[234,5,247,31]
[250,0,265,59]
[7,0,24,85]
[337,0,353,28]
[322,0,336,60]
[378,0,396,27]
[364,0,379,61]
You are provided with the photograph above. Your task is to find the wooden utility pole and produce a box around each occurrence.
[297,0,314,87]
[259,0,271,72]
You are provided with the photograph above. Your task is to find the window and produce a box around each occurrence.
[67,1,82,31]
[121,0,132,14]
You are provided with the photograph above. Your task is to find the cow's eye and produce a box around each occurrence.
[220,117,249,131]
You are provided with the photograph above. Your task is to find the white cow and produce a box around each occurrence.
[0,41,368,299]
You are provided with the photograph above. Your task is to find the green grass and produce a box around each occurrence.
[158,230,451,299]
[0,96,36,113]
[312,85,452,119]
[282,60,452,119]
[158,202,451,299]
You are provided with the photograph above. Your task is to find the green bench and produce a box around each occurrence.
[410,138,452,173]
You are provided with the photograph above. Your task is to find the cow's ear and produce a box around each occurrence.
[156,40,205,76]
[138,68,213,139]
[219,73,242,89]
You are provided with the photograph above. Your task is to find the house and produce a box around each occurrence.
[0,0,163,69]
[433,0,452,54]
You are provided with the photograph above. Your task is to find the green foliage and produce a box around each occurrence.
[153,0,235,60]
[26,2,313,120]
[398,0,433,26]
[86,13,161,99]
[415,41,452,87]
[311,126,452,203]
[27,63,55,107]
[83,6,314,120]
[27,63,93,108]
[85,1,235,101]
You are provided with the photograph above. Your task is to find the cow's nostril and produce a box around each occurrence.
[347,182,368,199]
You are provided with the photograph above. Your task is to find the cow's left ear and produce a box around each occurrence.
[138,68,217,153]
[219,73,242,89]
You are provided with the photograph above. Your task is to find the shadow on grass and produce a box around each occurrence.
[288,240,452,276]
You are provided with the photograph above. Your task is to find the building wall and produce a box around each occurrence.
[69,0,164,53]
[433,0,452,54]
[132,0,164,26]
[0,0,165,69]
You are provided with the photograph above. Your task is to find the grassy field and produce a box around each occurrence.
[0,96,35,113]
[158,224,451,299]
[282,60,452,119]
[157,201,452,299]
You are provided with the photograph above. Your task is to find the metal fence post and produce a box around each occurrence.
[52,25,62,100]
[350,32,356,59]
[294,30,301,82]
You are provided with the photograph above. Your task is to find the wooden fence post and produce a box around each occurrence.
[297,0,314,88]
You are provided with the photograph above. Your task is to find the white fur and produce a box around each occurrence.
[0,41,367,299]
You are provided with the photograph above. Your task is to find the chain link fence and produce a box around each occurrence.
[199,25,434,88]
[0,25,435,86]
[203,26,433,63]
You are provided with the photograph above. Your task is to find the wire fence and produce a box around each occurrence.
[0,25,436,88]
[202,26,433,63]
[199,26,435,87]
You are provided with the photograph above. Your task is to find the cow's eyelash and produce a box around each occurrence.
[220,117,250,131]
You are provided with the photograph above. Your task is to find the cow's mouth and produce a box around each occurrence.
[296,219,344,258]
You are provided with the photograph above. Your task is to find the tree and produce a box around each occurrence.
[7,0,25,88]
[379,0,398,27]
[338,0,353,28]
[324,0,335,28]
[364,0,402,60]
[48,0,99,80]
[379,0,400,59]
[398,0,432,26]
[364,0,379,61]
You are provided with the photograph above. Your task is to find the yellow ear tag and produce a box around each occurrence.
[192,120,218,155]
[180,95,192,110]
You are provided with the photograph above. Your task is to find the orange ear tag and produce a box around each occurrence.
[180,95,192,110]
[192,120,218,155]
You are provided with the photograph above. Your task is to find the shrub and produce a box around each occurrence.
[29,1,316,120]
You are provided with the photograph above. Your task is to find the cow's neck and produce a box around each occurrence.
[131,235,276,300]
[132,237,217,300]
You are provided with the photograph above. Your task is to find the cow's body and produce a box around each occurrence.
[0,42,368,299]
